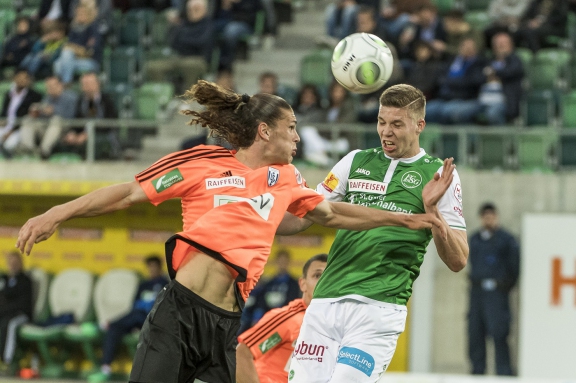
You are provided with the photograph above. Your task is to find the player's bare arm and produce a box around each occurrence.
[276,212,314,235]
[305,199,447,237]
[16,181,148,254]
[236,343,260,383]
[423,158,469,272]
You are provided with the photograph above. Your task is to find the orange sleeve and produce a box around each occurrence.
[287,166,324,218]
[238,309,292,359]
[135,159,199,206]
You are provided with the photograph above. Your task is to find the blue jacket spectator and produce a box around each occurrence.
[482,32,524,124]
[399,4,448,61]
[88,255,169,383]
[214,0,263,70]
[426,38,486,124]
[0,18,35,70]
[146,0,213,93]
[53,5,103,84]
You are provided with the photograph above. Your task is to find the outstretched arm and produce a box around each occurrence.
[16,181,148,254]
[276,212,314,235]
[422,158,469,272]
[305,200,447,236]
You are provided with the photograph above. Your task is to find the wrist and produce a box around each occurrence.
[424,204,439,214]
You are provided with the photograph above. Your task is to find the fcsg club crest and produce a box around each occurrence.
[267,167,280,186]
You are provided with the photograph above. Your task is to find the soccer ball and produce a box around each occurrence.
[331,33,394,94]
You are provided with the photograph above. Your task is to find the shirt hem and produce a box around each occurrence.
[311,294,407,311]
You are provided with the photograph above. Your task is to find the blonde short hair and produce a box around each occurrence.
[379,84,426,122]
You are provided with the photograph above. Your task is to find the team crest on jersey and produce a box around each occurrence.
[401,171,422,189]
[267,167,280,186]
[454,183,463,205]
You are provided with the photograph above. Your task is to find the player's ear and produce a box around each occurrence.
[416,119,426,134]
[298,277,306,294]
[257,122,271,141]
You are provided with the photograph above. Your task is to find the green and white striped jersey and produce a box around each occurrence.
[313,147,466,306]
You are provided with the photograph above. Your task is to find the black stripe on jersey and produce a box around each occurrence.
[137,154,233,182]
[136,147,231,180]
[244,306,306,348]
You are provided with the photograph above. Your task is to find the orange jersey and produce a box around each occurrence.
[135,145,324,301]
[238,299,307,383]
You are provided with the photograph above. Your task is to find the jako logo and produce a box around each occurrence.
[355,168,370,175]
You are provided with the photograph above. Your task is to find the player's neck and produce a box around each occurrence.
[234,148,268,169]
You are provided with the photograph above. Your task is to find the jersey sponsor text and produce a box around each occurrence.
[205,176,246,189]
[348,180,387,194]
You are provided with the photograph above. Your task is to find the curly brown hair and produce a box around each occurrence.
[182,80,292,148]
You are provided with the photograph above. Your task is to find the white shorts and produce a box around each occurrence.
[288,298,407,383]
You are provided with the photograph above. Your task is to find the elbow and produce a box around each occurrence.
[448,253,468,272]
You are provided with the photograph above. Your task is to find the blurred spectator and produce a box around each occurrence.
[296,83,350,166]
[479,32,524,124]
[443,10,484,56]
[258,71,278,94]
[518,0,568,52]
[379,0,430,46]
[239,249,301,334]
[468,203,519,376]
[87,255,169,383]
[0,251,33,367]
[325,0,380,40]
[0,70,43,157]
[257,71,297,105]
[404,41,443,99]
[484,0,531,49]
[425,38,486,124]
[214,0,263,71]
[53,5,103,85]
[326,81,357,124]
[20,21,67,79]
[356,5,387,40]
[0,18,35,74]
[145,0,213,93]
[60,72,118,158]
[398,4,447,61]
[69,0,113,35]
[39,0,74,23]
[215,69,236,92]
[18,76,78,159]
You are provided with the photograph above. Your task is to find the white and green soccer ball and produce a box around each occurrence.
[331,33,394,94]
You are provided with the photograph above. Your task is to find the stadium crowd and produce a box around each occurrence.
[0,0,575,165]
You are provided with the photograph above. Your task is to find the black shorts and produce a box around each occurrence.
[129,280,241,383]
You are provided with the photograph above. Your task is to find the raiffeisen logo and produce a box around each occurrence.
[293,341,327,362]
[336,347,375,376]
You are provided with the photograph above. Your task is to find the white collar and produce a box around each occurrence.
[384,148,426,163]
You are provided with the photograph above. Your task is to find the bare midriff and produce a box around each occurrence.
[175,250,240,312]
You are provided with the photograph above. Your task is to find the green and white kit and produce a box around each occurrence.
[289,148,466,383]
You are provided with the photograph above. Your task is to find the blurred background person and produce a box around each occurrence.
[484,0,531,49]
[53,4,104,85]
[236,254,328,383]
[0,251,33,370]
[18,76,78,159]
[0,17,35,77]
[88,255,168,383]
[145,0,214,94]
[468,203,520,376]
[0,69,43,157]
[239,249,301,334]
[19,21,67,80]
[518,0,568,52]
